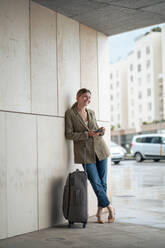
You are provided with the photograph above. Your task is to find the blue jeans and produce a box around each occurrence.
[83,156,110,208]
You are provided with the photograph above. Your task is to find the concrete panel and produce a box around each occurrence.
[57,14,80,116]
[6,113,37,237]
[0,112,7,239]
[97,32,110,122]
[0,0,30,112]
[80,24,98,118]
[31,2,58,115]
[37,116,70,229]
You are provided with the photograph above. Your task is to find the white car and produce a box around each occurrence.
[110,142,127,165]
[130,134,165,162]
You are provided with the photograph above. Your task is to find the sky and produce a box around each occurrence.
[108,23,165,63]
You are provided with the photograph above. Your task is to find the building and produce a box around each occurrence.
[109,60,128,129]
[127,30,162,131]
[110,29,163,132]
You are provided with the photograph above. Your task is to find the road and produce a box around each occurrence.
[111,160,165,228]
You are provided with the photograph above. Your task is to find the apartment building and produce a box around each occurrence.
[109,60,128,129]
[127,31,162,131]
[110,30,163,132]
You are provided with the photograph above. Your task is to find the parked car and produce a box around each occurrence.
[110,142,127,164]
[130,134,165,162]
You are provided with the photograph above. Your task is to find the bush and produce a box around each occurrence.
[142,121,148,125]
[111,125,115,131]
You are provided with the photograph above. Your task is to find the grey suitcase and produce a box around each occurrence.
[63,169,88,228]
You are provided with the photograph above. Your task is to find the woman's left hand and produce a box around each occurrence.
[99,127,105,135]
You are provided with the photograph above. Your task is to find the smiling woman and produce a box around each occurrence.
[65,88,115,224]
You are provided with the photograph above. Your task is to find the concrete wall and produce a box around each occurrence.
[0,0,110,239]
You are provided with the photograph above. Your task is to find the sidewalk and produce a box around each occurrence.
[1,161,165,248]
[0,213,165,248]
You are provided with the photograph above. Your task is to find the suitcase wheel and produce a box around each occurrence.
[68,221,74,228]
[83,222,87,228]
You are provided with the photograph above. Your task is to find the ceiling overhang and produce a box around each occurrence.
[32,0,165,36]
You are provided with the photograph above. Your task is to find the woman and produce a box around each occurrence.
[65,88,115,223]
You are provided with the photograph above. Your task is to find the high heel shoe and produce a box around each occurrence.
[96,214,105,224]
[108,207,115,223]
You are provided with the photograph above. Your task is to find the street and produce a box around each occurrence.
[111,160,165,228]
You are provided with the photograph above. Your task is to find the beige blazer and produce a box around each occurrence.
[65,103,110,164]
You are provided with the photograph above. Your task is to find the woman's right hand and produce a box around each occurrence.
[88,130,100,137]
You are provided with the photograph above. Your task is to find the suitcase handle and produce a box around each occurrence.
[83,144,87,173]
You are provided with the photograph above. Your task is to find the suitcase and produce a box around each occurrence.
[62,145,88,228]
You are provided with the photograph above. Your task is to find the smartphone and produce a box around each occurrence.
[94,128,102,133]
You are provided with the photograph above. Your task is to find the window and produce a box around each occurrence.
[116,70,119,77]
[131,111,134,117]
[147,88,151,96]
[110,95,113,100]
[131,87,133,94]
[139,105,142,112]
[138,91,142,99]
[160,99,163,107]
[159,90,163,97]
[139,118,142,126]
[137,50,141,59]
[116,81,119,87]
[136,135,165,144]
[117,114,120,120]
[148,116,152,122]
[110,73,113,79]
[147,74,151,83]
[136,137,142,143]
[148,102,152,111]
[131,99,134,106]
[130,76,133,82]
[146,46,150,55]
[130,64,133,71]
[110,84,113,90]
[138,78,141,86]
[142,137,153,143]
[151,137,161,144]
[161,137,165,144]
[137,64,141,72]
[146,60,150,69]
[111,106,113,111]
[159,105,163,112]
